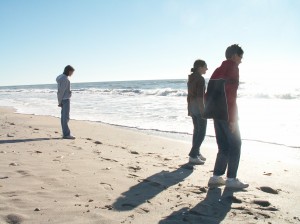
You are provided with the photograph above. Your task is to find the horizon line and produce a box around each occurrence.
[0,78,188,88]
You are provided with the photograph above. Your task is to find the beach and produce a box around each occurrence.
[1,106,300,224]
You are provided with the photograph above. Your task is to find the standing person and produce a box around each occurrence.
[205,44,249,189]
[56,65,75,139]
[187,60,208,165]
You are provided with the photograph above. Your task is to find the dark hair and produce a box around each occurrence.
[63,65,75,76]
[191,59,206,73]
[225,44,244,59]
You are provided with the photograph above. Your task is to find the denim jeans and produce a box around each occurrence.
[61,99,71,137]
[213,119,241,178]
[189,115,207,158]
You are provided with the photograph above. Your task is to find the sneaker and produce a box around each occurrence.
[63,135,76,140]
[226,178,249,189]
[208,176,225,187]
[189,156,205,165]
[199,154,206,161]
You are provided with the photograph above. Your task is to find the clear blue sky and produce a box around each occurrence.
[1,0,299,86]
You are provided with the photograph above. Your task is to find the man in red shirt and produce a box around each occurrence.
[204,44,249,189]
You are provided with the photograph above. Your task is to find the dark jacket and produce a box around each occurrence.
[204,60,239,122]
[187,73,206,116]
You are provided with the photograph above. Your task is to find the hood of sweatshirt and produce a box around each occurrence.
[56,74,67,83]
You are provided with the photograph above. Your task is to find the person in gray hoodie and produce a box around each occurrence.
[56,65,75,139]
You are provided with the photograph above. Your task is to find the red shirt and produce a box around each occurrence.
[209,60,239,122]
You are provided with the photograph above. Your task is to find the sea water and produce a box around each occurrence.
[0,79,299,148]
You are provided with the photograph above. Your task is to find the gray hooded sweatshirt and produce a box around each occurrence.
[56,74,72,104]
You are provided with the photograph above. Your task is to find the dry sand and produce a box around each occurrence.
[0,106,300,224]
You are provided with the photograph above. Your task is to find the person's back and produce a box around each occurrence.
[56,74,71,105]
[204,59,239,122]
[187,72,206,116]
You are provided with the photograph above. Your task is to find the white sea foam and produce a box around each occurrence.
[0,79,299,148]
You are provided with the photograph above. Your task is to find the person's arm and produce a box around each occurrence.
[196,77,205,115]
[57,78,68,106]
[225,64,239,132]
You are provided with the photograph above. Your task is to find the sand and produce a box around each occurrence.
[0,106,300,224]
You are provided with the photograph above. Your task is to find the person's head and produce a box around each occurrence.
[63,65,75,76]
[225,44,244,65]
[191,59,208,75]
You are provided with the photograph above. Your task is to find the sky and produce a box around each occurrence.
[0,0,300,86]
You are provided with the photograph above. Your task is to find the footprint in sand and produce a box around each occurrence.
[127,173,139,179]
[258,186,279,194]
[93,150,101,155]
[130,151,139,155]
[17,170,31,177]
[128,166,141,172]
[5,214,24,224]
[260,206,279,211]
[100,182,114,190]
[100,157,118,162]
[252,200,271,207]
[53,156,64,162]
[263,172,272,176]
[73,146,83,150]
[101,205,113,210]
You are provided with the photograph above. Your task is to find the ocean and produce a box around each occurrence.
[0,79,299,148]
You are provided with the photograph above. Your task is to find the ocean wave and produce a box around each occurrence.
[0,88,56,94]
[1,86,299,99]
[0,87,188,97]
[239,92,300,100]
[72,88,188,97]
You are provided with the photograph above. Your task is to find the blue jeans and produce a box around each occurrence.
[61,99,71,137]
[189,115,207,158]
[213,119,241,178]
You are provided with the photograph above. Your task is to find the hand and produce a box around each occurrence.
[229,122,237,133]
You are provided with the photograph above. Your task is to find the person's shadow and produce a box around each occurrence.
[159,187,240,224]
[113,163,194,211]
[0,138,62,144]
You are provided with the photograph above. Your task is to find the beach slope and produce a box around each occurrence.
[0,107,299,224]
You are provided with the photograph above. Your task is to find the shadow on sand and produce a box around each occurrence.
[0,138,62,144]
[113,163,194,211]
[159,187,245,224]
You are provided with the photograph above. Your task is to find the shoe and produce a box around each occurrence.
[208,176,225,187]
[63,135,76,140]
[199,154,206,161]
[226,178,249,189]
[189,156,205,165]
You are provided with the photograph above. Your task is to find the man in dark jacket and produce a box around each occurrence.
[205,44,249,189]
